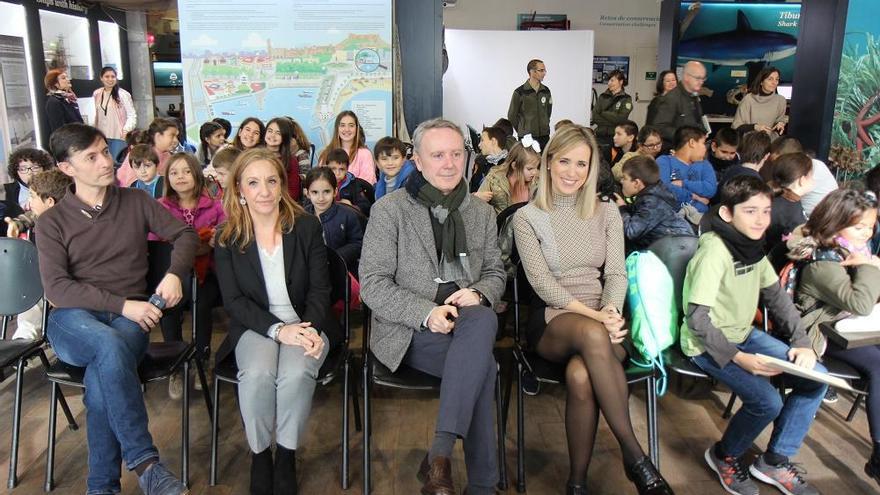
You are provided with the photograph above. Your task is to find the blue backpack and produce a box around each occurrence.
[625,250,678,396]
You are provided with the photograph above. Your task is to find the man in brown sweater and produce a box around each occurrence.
[36,124,198,495]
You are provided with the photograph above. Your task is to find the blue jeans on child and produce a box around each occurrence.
[691,329,827,458]
[47,308,159,495]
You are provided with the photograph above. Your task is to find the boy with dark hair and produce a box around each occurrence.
[708,127,740,174]
[128,144,165,199]
[4,168,72,239]
[37,123,197,494]
[615,155,694,251]
[471,125,509,192]
[717,131,772,193]
[373,136,415,200]
[656,125,717,213]
[681,175,826,495]
[326,147,373,215]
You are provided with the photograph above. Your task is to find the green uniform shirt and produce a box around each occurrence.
[679,232,778,357]
[508,81,552,138]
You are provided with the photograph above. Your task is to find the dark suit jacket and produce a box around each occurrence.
[645,84,704,144]
[2,181,23,222]
[213,213,341,364]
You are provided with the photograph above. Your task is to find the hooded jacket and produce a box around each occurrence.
[619,182,695,251]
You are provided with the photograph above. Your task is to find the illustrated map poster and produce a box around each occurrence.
[178,0,393,149]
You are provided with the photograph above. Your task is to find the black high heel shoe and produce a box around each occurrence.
[626,456,674,495]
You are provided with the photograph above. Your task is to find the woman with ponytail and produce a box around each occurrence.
[93,67,137,163]
[761,152,815,268]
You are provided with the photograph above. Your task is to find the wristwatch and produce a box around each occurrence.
[267,322,284,343]
[470,288,488,307]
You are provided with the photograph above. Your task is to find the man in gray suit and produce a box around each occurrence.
[360,118,506,495]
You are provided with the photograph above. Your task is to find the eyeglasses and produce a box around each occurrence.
[643,142,663,149]
[685,72,707,81]
[17,166,43,174]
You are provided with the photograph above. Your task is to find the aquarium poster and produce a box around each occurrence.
[677,2,801,116]
[830,0,880,173]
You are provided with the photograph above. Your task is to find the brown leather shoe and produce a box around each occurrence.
[416,454,455,495]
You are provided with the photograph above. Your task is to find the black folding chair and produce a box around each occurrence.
[0,238,77,489]
[44,241,212,491]
[209,247,361,489]
[646,236,713,384]
[361,305,509,495]
[510,259,659,492]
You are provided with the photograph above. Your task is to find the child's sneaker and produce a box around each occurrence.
[749,454,818,495]
[704,445,759,495]
[822,388,838,404]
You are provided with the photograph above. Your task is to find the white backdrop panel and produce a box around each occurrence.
[443,29,593,136]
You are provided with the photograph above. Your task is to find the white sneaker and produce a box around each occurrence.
[168,373,184,400]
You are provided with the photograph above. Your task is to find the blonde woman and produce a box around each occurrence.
[512,125,673,495]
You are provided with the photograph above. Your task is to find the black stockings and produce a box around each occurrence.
[535,312,643,484]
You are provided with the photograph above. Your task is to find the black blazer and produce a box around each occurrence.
[2,181,23,222]
[45,94,84,136]
[213,213,341,364]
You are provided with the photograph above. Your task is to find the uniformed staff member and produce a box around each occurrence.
[508,59,552,150]
[592,69,633,148]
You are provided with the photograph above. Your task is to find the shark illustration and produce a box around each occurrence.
[678,10,798,67]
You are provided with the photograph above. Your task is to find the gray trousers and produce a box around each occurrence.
[235,329,329,452]
[403,305,499,488]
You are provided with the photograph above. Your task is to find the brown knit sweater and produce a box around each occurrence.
[36,185,198,314]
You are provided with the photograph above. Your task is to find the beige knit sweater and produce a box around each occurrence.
[512,193,627,321]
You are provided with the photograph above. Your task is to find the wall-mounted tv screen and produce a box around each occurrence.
[153,62,183,88]
[678,2,801,115]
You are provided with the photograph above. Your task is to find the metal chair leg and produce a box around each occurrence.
[363,357,371,495]
[847,392,865,422]
[516,359,526,493]
[495,364,508,490]
[646,375,659,468]
[7,358,26,489]
[45,382,59,492]
[181,362,190,487]
[722,393,737,419]
[210,374,221,486]
[194,356,213,421]
[351,358,362,432]
[342,357,350,490]
[37,352,77,431]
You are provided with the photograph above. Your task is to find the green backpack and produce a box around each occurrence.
[625,250,678,395]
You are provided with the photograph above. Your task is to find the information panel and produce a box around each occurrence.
[178,0,393,149]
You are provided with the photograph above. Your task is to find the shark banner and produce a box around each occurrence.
[678,3,800,116]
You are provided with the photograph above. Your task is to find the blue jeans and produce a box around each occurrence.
[691,329,827,458]
[47,308,159,495]
[106,138,127,165]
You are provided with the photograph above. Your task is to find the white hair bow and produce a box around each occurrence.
[521,134,541,153]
